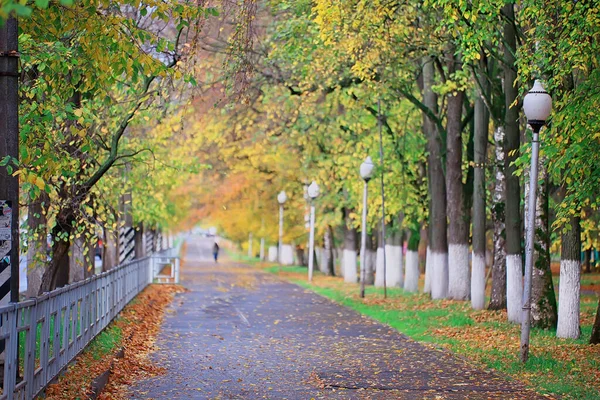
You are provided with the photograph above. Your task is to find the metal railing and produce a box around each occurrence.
[0,250,180,400]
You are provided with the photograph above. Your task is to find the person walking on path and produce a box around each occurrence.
[213,241,220,262]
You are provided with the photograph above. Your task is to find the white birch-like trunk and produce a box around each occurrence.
[384,245,403,288]
[424,246,432,294]
[448,244,470,300]
[404,250,419,292]
[506,254,523,323]
[556,259,580,339]
[268,246,278,262]
[342,249,357,283]
[375,246,385,287]
[431,251,448,299]
[471,252,486,309]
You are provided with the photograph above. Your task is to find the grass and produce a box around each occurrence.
[86,323,123,360]
[245,259,600,400]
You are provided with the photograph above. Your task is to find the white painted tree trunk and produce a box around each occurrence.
[375,246,386,287]
[267,246,278,262]
[506,254,523,323]
[431,251,448,299]
[404,250,419,292]
[342,249,357,283]
[365,249,375,285]
[471,252,486,309]
[424,246,432,294]
[384,245,403,288]
[448,244,470,300]
[556,259,580,339]
[317,247,328,274]
[281,244,294,265]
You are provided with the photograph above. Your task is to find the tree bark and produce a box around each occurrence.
[342,214,357,282]
[423,56,448,299]
[525,161,557,329]
[557,216,581,338]
[365,231,375,285]
[134,223,145,259]
[324,225,335,276]
[102,226,119,272]
[584,248,591,274]
[26,195,48,297]
[503,3,523,323]
[446,85,469,300]
[591,298,600,344]
[444,48,469,301]
[386,214,405,288]
[471,68,490,309]
[404,226,420,292]
[69,236,86,284]
[39,211,74,294]
[0,17,20,303]
[489,127,507,310]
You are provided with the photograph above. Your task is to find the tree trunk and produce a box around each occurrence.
[324,225,335,276]
[103,226,119,272]
[0,17,20,304]
[69,236,86,284]
[557,216,581,338]
[375,221,396,287]
[404,226,420,292]
[365,232,375,285]
[134,223,145,259]
[489,127,507,310]
[590,298,600,344]
[584,248,591,274]
[343,215,358,283]
[423,56,448,300]
[525,161,557,329]
[26,195,48,297]
[503,3,523,323]
[386,214,404,288]
[39,211,74,294]
[445,56,469,300]
[471,63,490,310]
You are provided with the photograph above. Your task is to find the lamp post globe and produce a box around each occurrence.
[523,80,552,133]
[360,156,374,181]
[308,181,320,199]
[277,191,287,205]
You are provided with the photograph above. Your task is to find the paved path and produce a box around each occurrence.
[129,236,541,399]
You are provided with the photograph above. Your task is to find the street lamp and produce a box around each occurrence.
[307,181,320,281]
[359,156,374,298]
[277,190,287,264]
[520,80,552,363]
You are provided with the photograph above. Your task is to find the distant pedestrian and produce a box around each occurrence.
[213,242,220,262]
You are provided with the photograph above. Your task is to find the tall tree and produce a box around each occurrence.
[502,3,523,323]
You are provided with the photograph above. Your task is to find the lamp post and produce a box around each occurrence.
[359,156,374,298]
[307,181,320,281]
[277,191,287,264]
[520,80,552,363]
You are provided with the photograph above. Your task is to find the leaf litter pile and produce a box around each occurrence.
[44,284,185,400]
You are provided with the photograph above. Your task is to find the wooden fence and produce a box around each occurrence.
[0,252,179,400]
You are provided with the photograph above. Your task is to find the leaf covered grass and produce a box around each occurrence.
[257,263,600,400]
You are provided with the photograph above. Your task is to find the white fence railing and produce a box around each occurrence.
[0,250,180,400]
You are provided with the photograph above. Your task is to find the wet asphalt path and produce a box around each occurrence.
[128,236,541,399]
